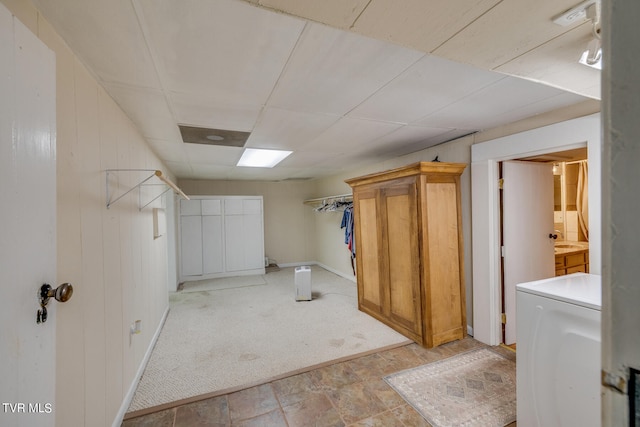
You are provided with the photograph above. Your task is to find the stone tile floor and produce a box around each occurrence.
[122,337,516,427]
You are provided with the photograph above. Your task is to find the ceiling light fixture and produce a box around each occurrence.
[237,148,292,168]
[553,1,603,70]
[579,39,602,70]
[206,135,225,141]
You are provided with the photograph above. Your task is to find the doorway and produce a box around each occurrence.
[470,112,601,346]
[499,148,589,345]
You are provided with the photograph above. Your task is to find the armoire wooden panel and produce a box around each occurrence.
[346,162,466,348]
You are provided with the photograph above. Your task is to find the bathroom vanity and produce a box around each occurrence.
[554,241,589,276]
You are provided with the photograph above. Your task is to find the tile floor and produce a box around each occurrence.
[122,337,516,427]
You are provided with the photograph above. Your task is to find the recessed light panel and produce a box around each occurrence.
[237,148,292,168]
[179,125,250,147]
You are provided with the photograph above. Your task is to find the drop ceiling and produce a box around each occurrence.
[31,0,600,181]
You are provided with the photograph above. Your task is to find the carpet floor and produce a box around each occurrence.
[127,266,409,413]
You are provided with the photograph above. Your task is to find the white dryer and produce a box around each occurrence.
[516,273,601,427]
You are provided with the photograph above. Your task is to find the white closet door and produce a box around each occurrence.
[202,208,223,275]
[181,198,202,215]
[180,215,203,276]
[243,200,264,269]
[224,198,264,272]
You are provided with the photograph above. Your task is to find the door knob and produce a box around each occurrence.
[37,283,73,324]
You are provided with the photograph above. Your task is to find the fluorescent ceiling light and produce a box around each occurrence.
[237,148,292,168]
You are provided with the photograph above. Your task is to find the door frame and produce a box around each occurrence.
[470,113,601,345]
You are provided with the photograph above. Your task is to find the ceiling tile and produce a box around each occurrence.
[268,22,424,115]
[33,0,161,88]
[137,0,305,105]
[352,0,501,53]
[434,0,594,70]
[349,55,505,124]
[257,0,369,29]
[302,117,402,152]
[277,150,337,168]
[184,144,243,166]
[103,83,180,141]
[418,77,579,129]
[165,161,194,179]
[496,22,601,100]
[364,124,456,156]
[247,107,340,150]
[170,92,263,132]
[147,139,189,163]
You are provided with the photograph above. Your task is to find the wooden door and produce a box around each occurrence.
[422,177,465,347]
[502,160,555,344]
[381,181,422,341]
[0,7,57,425]
[353,188,384,316]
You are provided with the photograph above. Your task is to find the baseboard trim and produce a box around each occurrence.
[112,306,170,427]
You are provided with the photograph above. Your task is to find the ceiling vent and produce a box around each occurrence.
[178,125,250,148]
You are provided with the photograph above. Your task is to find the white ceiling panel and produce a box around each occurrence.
[349,55,505,124]
[170,92,262,132]
[33,0,160,88]
[418,77,581,130]
[185,144,243,166]
[268,23,424,116]
[165,161,195,178]
[496,22,601,99]
[352,0,501,53]
[104,83,180,141]
[247,107,340,150]
[137,0,305,104]
[256,0,369,29]
[276,150,337,168]
[34,0,598,181]
[188,164,235,180]
[147,139,189,163]
[365,124,457,156]
[433,0,593,70]
[302,117,402,152]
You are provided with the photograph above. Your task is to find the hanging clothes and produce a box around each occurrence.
[341,204,356,274]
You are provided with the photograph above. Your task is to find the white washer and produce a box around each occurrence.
[516,273,601,427]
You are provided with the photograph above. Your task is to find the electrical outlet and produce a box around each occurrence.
[130,320,141,335]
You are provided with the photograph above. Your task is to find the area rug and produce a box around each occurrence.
[384,348,516,427]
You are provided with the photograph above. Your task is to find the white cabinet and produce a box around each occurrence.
[179,196,265,280]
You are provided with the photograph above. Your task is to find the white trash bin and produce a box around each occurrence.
[294,266,312,301]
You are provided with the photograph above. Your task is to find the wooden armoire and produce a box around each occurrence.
[345,162,466,348]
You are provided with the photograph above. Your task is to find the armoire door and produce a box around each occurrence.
[381,180,422,341]
[353,188,384,316]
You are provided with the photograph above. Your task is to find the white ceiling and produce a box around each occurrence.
[32,0,600,181]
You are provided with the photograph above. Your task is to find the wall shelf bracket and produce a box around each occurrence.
[105,169,189,210]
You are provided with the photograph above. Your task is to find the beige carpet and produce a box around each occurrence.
[128,266,409,412]
[384,348,516,427]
